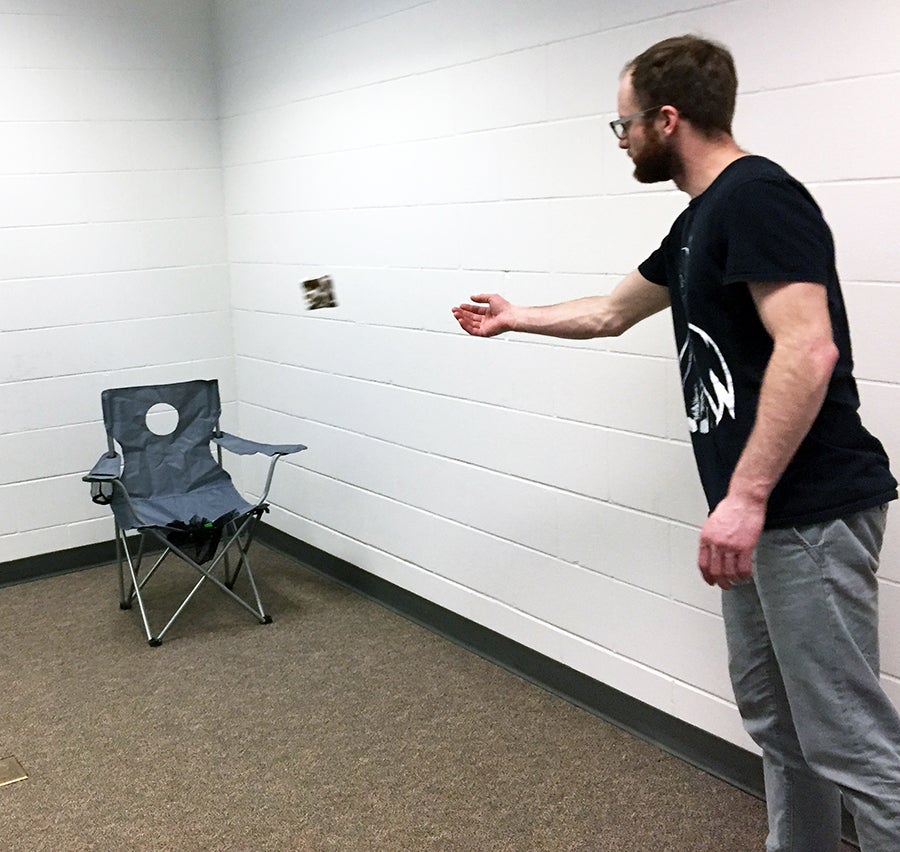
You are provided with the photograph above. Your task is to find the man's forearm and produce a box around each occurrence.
[727,335,839,506]
[509,296,618,338]
[511,270,670,339]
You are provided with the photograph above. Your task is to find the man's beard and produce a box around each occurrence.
[633,132,682,184]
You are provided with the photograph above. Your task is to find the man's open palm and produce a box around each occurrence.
[452,294,511,337]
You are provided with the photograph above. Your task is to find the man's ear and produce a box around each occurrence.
[657,105,679,137]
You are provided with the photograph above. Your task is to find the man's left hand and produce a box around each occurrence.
[698,495,766,589]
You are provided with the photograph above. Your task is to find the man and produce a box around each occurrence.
[452,35,900,852]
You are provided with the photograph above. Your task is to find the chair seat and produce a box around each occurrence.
[117,482,255,530]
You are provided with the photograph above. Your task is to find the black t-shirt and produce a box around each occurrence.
[638,155,896,528]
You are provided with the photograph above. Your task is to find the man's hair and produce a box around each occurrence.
[625,35,737,137]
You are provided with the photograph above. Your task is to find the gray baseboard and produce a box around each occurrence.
[0,538,119,589]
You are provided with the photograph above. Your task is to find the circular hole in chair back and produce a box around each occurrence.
[146,402,180,436]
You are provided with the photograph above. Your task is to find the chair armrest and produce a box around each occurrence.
[83,452,121,482]
[212,432,307,457]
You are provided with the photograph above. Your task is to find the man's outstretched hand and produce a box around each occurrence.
[451,294,513,337]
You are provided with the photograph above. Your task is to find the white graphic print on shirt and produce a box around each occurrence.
[679,324,736,434]
[676,219,736,435]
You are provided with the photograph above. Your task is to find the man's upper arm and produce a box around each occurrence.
[747,280,832,344]
[607,269,671,334]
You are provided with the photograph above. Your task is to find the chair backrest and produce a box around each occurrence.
[101,380,229,499]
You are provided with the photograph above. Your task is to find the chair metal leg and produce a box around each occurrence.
[115,522,127,609]
[222,509,261,589]
[166,536,268,618]
[120,531,152,610]
[155,573,210,642]
[232,511,270,622]
[117,526,158,645]
[116,511,273,645]
[147,522,271,642]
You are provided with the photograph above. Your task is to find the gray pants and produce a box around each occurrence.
[722,505,900,852]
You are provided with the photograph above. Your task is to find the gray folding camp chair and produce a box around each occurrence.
[83,379,306,646]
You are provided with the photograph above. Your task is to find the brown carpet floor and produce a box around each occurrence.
[0,545,852,851]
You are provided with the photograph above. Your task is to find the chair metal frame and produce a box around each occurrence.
[85,380,305,646]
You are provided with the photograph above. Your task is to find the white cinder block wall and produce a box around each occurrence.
[217,0,900,751]
[0,0,231,563]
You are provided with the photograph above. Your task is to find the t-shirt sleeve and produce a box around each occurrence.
[638,237,670,288]
[723,178,834,286]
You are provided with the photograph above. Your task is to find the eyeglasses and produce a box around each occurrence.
[609,105,664,140]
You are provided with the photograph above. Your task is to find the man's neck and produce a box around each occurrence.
[674,134,748,198]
